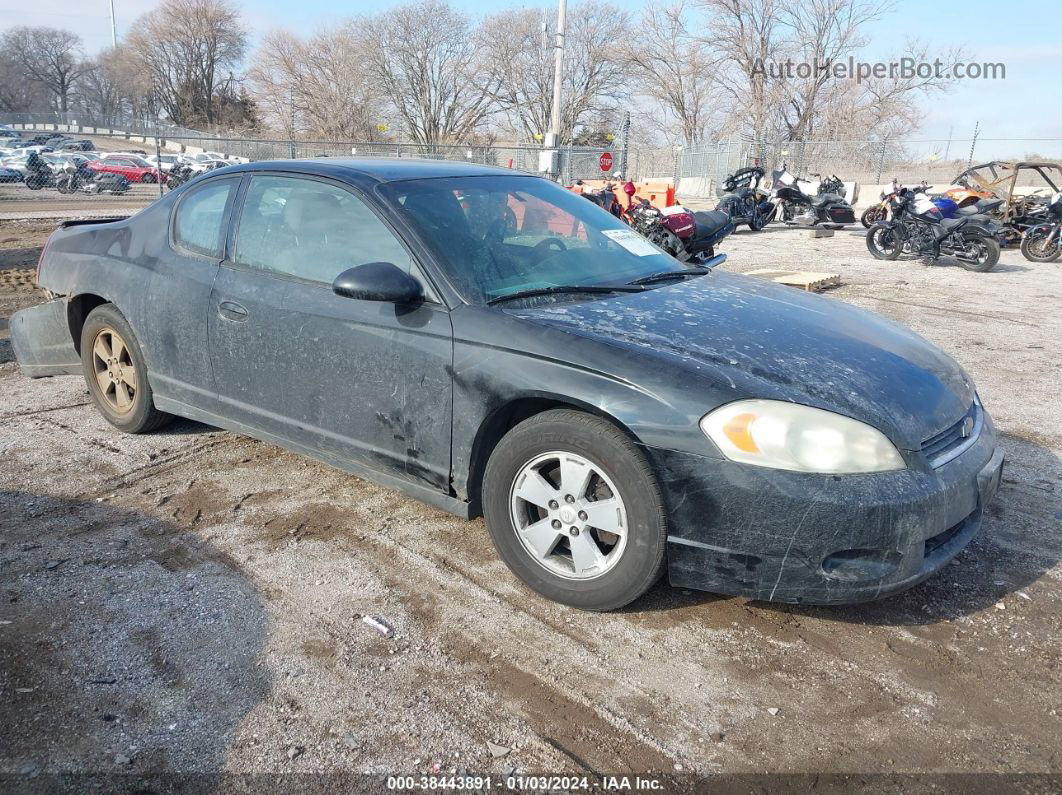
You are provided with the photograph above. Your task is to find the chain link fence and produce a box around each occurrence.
[2,112,1060,215]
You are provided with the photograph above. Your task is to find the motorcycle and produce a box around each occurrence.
[866,187,1002,271]
[626,199,734,262]
[862,178,904,227]
[55,162,130,195]
[165,160,195,191]
[24,154,55,190]
[770,165,855,227]
[1019,190,1062,262]
[715,166,773,231]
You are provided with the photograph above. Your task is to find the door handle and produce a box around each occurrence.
[218,300,248,321]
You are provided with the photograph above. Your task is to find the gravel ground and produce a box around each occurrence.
[0,217,1059,790]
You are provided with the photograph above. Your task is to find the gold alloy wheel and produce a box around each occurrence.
[91,327,138,414]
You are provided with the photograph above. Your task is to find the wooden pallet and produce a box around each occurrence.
[746,269,842,292]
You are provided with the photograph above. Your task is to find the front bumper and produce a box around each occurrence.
[646,412,1003,604]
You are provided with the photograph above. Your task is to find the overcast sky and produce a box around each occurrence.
[1,0,1058,155]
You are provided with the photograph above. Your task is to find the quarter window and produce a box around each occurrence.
[234,175,412,283]
[173,179,235,259]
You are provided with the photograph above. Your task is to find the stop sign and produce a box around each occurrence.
[599,151,613,171]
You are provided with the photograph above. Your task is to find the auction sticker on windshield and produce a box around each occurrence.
[601,228,661,256]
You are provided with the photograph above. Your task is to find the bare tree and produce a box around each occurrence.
[364,0,497,146]
[76,47,146,119]
[697,0,784,144]
[1,27,91,113]
[480,2,632,143]
[0,48,51,112]
[774,0,889,140]
[248,26,385,141]
[629,1,722,144]
[128,0,248,128]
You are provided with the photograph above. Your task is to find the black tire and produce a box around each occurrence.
[26,178,42,191]
[958,233,1000,272]
[861,205,885,228]
[1020,230,1061,263]
[141,172,156,184]
[866,225,903,260]
[80,304,173,434]
[482,409,667,611]
[747,206,766,231]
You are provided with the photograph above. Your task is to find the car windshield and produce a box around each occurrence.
[379,175,680,304]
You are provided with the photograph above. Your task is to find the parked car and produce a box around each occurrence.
[4,146,50,159]
[58,139,95,152]
[87,154,167,184]
[180,152,231,174]
[0,127,21,139]
[9,159,1004,611]
[145,153,180,172]
[0,165,23,183]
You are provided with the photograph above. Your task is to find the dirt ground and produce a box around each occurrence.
[0,216,1059,790]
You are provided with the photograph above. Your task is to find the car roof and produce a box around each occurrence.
[216,157,530,184]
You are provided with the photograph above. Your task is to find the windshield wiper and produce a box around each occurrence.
[627,266,710,285]
[487,284,645,305]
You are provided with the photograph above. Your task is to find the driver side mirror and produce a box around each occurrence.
[332,262,423,303]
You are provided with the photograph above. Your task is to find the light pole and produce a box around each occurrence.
[544,0,566,148]
[108,0,117,47]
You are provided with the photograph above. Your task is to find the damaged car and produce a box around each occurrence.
[11,159,1004,610]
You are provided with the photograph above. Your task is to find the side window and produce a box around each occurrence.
[173,179,235,259]
[234,175,413,283]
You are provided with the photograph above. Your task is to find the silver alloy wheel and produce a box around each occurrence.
[508,451,628,580]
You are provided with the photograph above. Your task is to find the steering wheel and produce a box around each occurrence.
[534,237,567,256]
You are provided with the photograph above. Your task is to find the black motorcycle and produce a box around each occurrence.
[55,162,130,195]
[24,154,55,190]
[1019,190,1062,263]
[770,166,855,227]
[866,187,1002,271]
[165,160,195,191]
[715,166,773,231]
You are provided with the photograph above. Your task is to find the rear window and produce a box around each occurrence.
[173,179,237,258]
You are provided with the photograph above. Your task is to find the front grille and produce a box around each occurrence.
[921,401,980,467]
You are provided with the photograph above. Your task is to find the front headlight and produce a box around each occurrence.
[700,399,905,474]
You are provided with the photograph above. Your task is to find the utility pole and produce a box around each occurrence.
[545,0,566,148]
[108,0,117,47]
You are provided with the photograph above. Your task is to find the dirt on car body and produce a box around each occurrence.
[0,218,1059,784]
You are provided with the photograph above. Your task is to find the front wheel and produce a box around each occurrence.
[861,205,886,228]
[958,233,1000,272]
[1020,229,1061,263]
[140,172,156,184]
[482,409,667,611]
[748,206,766,231]
[80,304,173,434]
[866,225,904,260]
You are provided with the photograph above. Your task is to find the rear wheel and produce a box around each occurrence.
[141,172,156,184]
[748,205,766,231]
[482,409,667,611]
[958,233,1000,272]
[1020,229,1061,263]
[81,304,172,434]
[866,226,904,260]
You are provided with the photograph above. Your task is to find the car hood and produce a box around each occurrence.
[506,270,974,450]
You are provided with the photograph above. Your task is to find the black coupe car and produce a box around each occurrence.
[10,159,1004,610]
